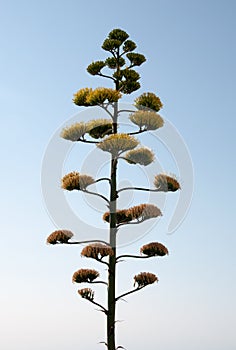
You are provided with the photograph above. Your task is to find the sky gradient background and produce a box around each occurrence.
[0,1,236,349]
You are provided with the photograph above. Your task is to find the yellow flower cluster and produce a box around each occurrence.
[154,174,180,192]
[78,288,94,301]
[73,87,121,106]
[134,92,163,112]
[140,242,169,257]
[97,134,139,155]
[103,204,162,224]
[124,147,155,166]
[129,110,164,130]
[81,243,114,259]
[61,172,95,191]
[46,230,73,244]
[72,269,99,283]
[134,272,158,287]
[73,88,92,106]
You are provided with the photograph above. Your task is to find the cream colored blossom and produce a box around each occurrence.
[129,110,164,130]
[97,134,139,155]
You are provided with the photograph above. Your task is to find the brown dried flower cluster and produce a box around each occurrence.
[134,272,158,287]
[154,174,180,192]
[61,171,95,191]
[131,204,162,221]
[97,134,139,155]
[140,242,169,257]
[78,288,94,301]
[103,204,162,224]
[103,209,133,224]
[72,269,99,283]
[46,230,73,244]
[81,243,114,259]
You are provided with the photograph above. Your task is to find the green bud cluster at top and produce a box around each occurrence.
[86,28,146,94]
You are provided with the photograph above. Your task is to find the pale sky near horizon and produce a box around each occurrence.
[0,1,236,349]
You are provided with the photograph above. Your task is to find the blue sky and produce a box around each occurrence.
[0,0,236,349]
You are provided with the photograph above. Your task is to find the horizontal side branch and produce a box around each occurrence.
[64,239,110,246]
[118,186,160,194]
[116,254,154,262]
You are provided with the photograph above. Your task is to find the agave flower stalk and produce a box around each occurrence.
[45,28,181,350]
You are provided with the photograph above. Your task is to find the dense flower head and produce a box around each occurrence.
[134,272,158,287]
[87,119,113,139]
[73,88,92,106]
[129,110,164,130]
[135,92,163,112]
[130,204,162,221]
[61,172,95,191]
[105,57,125,69]
[103,209,133,224]
[87,61,106,75]
[73,87,121,107]
[46,230,73,244]
[126,53,146,66]
[78,288,94,301]
[108,28,129,43]
[123,39,136,52]
[97,134,139,155]
[140,242,169,257]
[103,204,162,225]
[81,243,114,259]
[72,269,99,283]
[124,147,155,166]
[154,174,180,192]
[86,87,121,105]
[61,122,89,141]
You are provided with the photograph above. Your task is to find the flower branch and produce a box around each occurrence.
[82,189,110,204]
[115,286,145,302]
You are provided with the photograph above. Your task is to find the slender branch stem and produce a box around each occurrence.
[85,298,108,314]
[64,239,110,246]
[117,186,160,194]
[116,218,145,228]
[88,281,108,286]
[82,189,110,204]
[115,286,145,302]
[117,109,134,114]
[128,129,147,136]
[78,138,99,144]
[99,104,114,119]
[116,254,154,262]
[98,72,116,81]
[95,177,111,185]
[95,258,109,267]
